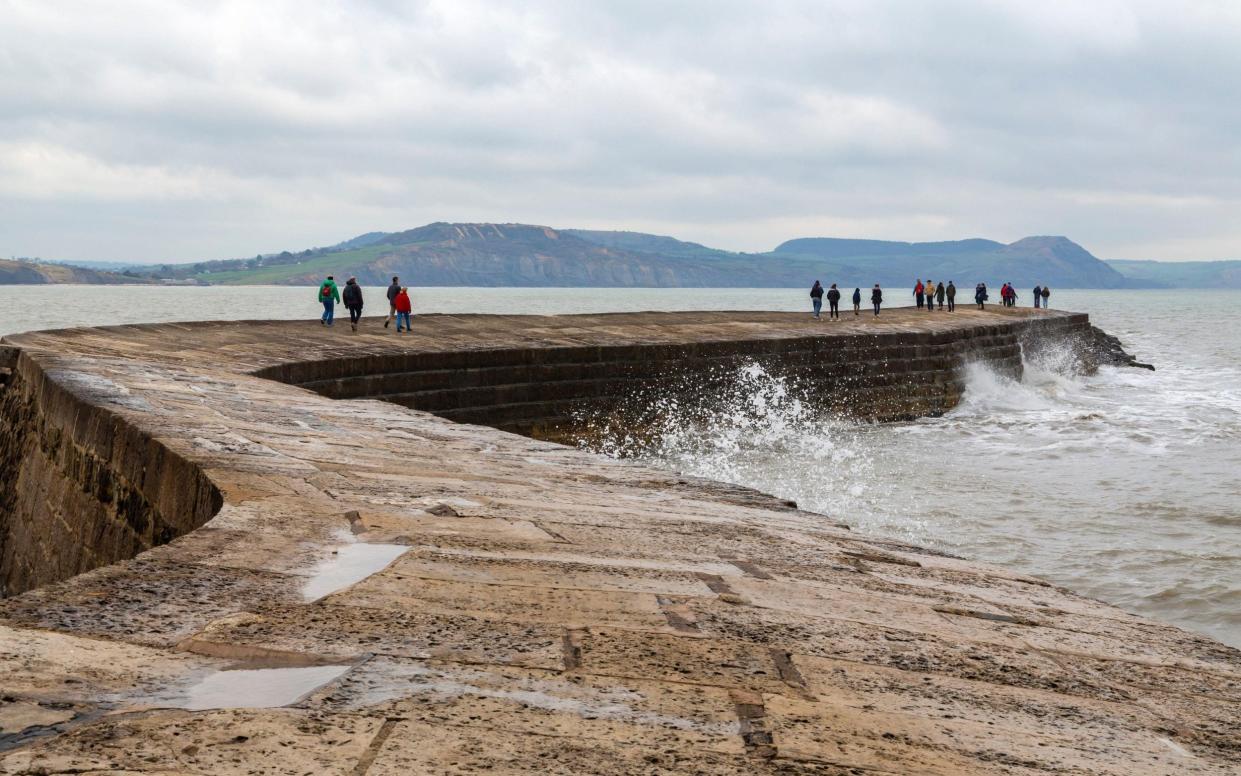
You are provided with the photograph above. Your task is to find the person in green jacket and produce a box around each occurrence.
[318,276,340,326]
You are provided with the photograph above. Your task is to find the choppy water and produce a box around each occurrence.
[2,286,1237,647]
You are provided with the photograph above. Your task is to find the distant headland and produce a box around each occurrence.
[8,222,1240,288]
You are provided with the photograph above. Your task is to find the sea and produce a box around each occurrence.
[2,286,1238,648]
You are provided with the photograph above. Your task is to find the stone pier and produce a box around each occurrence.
[0,308,1236,775]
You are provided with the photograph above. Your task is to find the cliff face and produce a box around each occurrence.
[0,259,144,285]
[276,223,750,287]
[281,228,1126,288]
[775,234,1129,289]
[128,222,1145,288]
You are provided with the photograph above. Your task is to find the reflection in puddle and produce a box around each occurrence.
[173,665,352,711]
[302,542,407,601]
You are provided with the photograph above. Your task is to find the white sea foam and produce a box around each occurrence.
[580,309,1241,649]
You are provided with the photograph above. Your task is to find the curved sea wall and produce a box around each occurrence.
[1,309,1236,775]
[258,313,1090,440]
[0,311,1048,594]
[0,347,221,596]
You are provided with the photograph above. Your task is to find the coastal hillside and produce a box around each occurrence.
[18,224,1217,289]
[1106,259,1241,288]
[144,223,812,287]
[775,235,1129,289]
[127,223,1139,288]
[0,258,146,284]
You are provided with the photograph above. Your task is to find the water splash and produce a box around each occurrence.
[574,345,1241,648]
[577,361,874,519]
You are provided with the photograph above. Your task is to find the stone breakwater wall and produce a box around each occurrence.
[0,347,221,597]
[0,311,1095,596]
[260,313,1091,441]
[1,311,1236,776]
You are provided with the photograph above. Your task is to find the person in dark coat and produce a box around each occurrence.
[1032,285,1042,308]
[852,287,862,316]
[826,283,841,319]
[946,281,956,312]
[975,282,987,310]
[871,284,883,316]
[1041,285,1051,308]
[342,277,364,331]
[810,280,824,319]
[384,276,401,329]
[935,280,946,310]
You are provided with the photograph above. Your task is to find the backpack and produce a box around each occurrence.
[320,283,331,300]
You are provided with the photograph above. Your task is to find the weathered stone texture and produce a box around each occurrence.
[0,308,1235,775]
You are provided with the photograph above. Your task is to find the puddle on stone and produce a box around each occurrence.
[171,665,352,711]
[302,541,407,601]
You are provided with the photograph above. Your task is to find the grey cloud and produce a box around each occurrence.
[1,0,1239,261]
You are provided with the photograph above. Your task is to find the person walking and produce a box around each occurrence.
[935,280,946,310]
[810,280,824,319]
[342,277,364,331]
[318,275,340,326]
[1032,284,1042,308]
[945,281,956,311]
[1041,285,1051,308]
[924,281,936,312]
[913,279,925,309]
[394,286,413,332]
[871,284,883,316]
[975,282,987,310]
[852,287,862,316]
[826,283,841,319]
[383,276,401,328]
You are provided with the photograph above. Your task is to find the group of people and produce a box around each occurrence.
[809,282,875,318]
[810,278,1052,317]
[991,283,1053,308]
[913,279,954,311]
[317,275,415,332]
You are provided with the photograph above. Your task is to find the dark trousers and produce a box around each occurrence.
[873,302,881,315]
[347,306,362,324]
[916,294,924,308]
[947,298,955,311]
[829,300,839,318]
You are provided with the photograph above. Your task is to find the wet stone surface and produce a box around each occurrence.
[0,311,1236,774]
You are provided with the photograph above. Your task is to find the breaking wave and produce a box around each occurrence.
[576,333,1241,649]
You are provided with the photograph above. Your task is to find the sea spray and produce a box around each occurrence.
[575,329,1241,648]
[575,360,874,519]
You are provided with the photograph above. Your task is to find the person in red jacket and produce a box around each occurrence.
[394,287,412,333]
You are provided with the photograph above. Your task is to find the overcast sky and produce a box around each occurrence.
[3,1,1239,263]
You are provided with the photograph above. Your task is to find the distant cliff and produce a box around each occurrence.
[1106,259,1241,289]
[18,223,1208,288]
[0,259,146,285]
[124,222,1138,289]
[774,235,1129,289]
